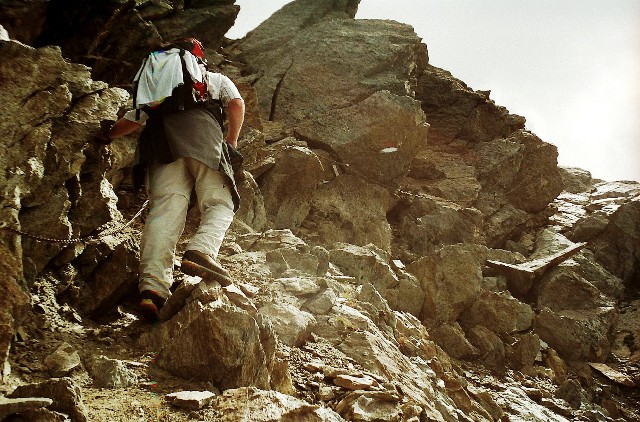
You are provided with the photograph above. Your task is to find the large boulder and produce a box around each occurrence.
[535,265,615,312]
[329,243,423,316]
[149,294,277,390]
[558,166,597,194]
[465,325,506,372]
[550,180,639,286]
[8,377,88,422]
[295,90,429,187]
[237,6,429,188]
[534,307,617,362]
[301,175,395,252]
[407,244,484,323]
[389,194,484,262]
[404,147,482,205]
[73,235,140,316]
[459,290,535,335]
[472,131,563,245]
[259,303,316,347]
[591,193,640,285]
[256,140,325,229]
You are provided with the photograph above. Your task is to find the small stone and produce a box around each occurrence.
[223,284,258,313]
[238,282,259,297]
[165,391,216,410]
[44,343,81,376]
[0,396,53,420]
[522,386,543,402]
[317,386,336,401]
[88,355,138,388]
[303,361,324,373]
[334,374,376,390]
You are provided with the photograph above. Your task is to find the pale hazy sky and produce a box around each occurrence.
[226,0,640,182]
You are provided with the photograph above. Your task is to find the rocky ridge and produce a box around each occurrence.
[0,0,639,421]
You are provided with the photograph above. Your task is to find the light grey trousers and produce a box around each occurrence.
[138,157,234,299]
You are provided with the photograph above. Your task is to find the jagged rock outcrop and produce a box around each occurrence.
[0,0,240,88]
[239,14,430,187]
[551,174,640,288]
[405,66,564,248]
[233,2,430,252]
[142,282,279,391]
[0,36,138,376]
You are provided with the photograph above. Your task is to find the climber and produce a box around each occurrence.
[102,38,245,322]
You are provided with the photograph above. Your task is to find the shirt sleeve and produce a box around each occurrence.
[206,72,242,106]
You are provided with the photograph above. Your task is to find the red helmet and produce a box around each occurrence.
[162,37,205,59]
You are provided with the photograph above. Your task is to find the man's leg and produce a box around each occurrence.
[139,159,193,302]
[181,158,234,284]
[185,158,234,258]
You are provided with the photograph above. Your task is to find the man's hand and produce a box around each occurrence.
[107,117,143,140]
[94,120,115,144]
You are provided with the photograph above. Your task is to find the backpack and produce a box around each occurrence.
[131,38,223,125]
[130,38,231,192]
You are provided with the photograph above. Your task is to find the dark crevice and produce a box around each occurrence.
[269,60,294,121]
[294,130,341,162]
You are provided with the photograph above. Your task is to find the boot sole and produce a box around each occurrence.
[182,259,233,287]
[139,299,160,322]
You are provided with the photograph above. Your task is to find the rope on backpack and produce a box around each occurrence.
[0,200,149,244]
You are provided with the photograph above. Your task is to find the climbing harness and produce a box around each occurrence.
[0,200,149,244]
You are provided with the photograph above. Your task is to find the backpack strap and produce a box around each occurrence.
[132,55,149,121]
[177,49,191,111]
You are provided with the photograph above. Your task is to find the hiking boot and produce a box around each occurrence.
[139,290,166,322]
[181,250,233,286]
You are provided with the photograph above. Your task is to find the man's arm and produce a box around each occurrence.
[107,117,143,140]
[224,98,245,148]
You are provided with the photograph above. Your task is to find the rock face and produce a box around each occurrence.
[234,1,429,252]
[240,14,430,187]
[1,0,640,420]
[0,37,136,374]
[408,66,563,248]
[0,0,240,88]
